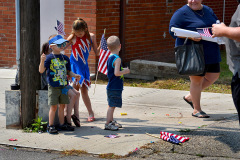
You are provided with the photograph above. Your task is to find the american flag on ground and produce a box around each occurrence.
[160,131,189,144]
[55,20,66,35]
[197,28,212,37]
[98,33,111,75]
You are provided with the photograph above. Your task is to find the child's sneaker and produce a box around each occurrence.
[47,125,58,134]
[104,122,119,131]
[112,120,122,128]
[59,123,75,131]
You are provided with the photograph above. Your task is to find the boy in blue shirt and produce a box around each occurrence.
[105,36,130,131]
[39,35,81,134]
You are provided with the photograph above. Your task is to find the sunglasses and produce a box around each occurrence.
[51,42,67,48]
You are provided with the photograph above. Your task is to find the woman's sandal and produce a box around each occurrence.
[183,96,194,109]
[192,111,210,118]
[71,115,80,127]
[87,117,95,122]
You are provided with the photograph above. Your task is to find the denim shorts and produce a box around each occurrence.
[107,90,122,108]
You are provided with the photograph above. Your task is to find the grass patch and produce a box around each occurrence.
[62,149,88,156]
[97,51,232,94]
[196,154,205,157]
[98,153,126,159]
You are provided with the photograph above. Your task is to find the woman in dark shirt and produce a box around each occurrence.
[169,0,221,118]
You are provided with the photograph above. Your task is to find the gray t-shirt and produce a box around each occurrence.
[225,4,240,77]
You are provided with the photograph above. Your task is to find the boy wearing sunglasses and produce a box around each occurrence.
[39,34,81,134]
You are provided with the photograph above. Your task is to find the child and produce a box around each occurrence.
[105,36,130,131]
[41,41,81,127]
[66,18,99,122]
[39,34,81,134]
[40,42,51,90]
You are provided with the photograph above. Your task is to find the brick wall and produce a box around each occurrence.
[124,0,238,64]
[0,0,239,70]
[64,0,97,73]
[0,0,16,68]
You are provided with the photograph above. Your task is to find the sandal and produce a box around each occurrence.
[87,117,95,122]
[192,111,210,118]
[183,96,194,109]
[71,115,80,127]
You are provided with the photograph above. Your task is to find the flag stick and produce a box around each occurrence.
[145,133,161,139]
[93,70,99,95]
[93,28,106,95]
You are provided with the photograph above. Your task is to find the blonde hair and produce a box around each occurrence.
[107,36,120,52]
[49,34,57,40]
[72,18,91,43]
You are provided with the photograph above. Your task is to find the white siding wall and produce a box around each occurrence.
[40,0,64,46]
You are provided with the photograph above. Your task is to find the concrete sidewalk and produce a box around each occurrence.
[0,69,239,157]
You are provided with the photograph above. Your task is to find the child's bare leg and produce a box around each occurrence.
[65,89,78,123]
[71,88,80,119]
[49,105,57,126]
[73,82,80,91]
[58,104,65,125]
[80,85,94,117]
[106,106,115,124]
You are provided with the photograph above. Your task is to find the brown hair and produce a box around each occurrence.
[72,18,91,44]
[40,42,50,55]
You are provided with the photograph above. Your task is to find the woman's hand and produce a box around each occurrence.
[178,36,201,42]
[189,37,202,42]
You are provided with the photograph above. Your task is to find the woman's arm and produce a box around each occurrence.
[177,36,202,42]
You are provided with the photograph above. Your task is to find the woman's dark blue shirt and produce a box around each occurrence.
[169,5,221,64]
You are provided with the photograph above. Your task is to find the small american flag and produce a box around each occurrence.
[160,131,189,144]
[197,28,212,37]
[98,33,111,75]
[55,20,66,35]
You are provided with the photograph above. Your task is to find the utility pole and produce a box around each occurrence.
[20,0,41,128]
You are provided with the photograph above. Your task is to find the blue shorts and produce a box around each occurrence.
[107,90,122,108]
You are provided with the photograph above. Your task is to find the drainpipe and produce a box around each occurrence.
[15,0,20,85]
[223,0,225,23]
[119,0,126,64]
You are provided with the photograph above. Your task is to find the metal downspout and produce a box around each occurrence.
[119,0,126,64]
[15,0,20,85]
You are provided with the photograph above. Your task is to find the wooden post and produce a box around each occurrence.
[20,0,41,128]
[119,0,126,64]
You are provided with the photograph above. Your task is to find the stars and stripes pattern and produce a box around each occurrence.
[197,28,212,37]
[98,33,111,75]
[55,20,66,35]
[160,131,189,144]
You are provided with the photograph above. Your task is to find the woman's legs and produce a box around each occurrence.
[185,73,220,101]
[185,73,220,116]
[189,76,204,114]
